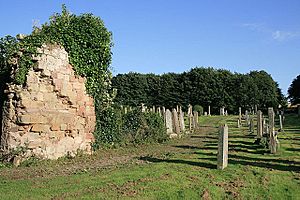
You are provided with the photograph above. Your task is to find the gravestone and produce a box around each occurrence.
[193,111,199,129]
[179,109,185,132]
[165,109,173,135]
[157,107,162,117]
[249,117,254,133]
[172,109,180,135]
[257,110,263,138]
[141,103,146,112]
[237,119,241,128]
[279,114,283,131]
[220,107,225,116]
[162,106,166,114]
[208,105,211,116]
[268,107,278,153]
[239,107,242,126]
[189,113,193,132]
[255,105,258,114]
[245,110,249,125]
[204,112,207,116]
[217,124,228,170]
[188,104,192,116]
[124,107,127,114]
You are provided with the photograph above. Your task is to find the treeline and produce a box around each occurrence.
[112,67,286,114]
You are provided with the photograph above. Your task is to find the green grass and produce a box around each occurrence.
[0,114,299,199]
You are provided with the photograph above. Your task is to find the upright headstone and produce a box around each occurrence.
[141,103,146,112]
[208,105,211,116]
[250,117,254,133]
[157,107,162,117]
[165,109,173,135]
[239,107,242,127]
[124,107,127,114]
[245,110,249,125]
[220,107,225,116]
[179,109,185,132]
[279,114,283,131]
[162,106,166,114]
[237,119,240,128]
[172,109,180,135]
[268,107,275,137]
[217,124,228,170]
[268,107,278,153]
[188,104,193,116]
[257,110,263,138]
[152,106,156,113]
[189,113,193,132]
[176,105,179,113]
[204,112,207,116]
[193,111,199,129]
[255,105,258,114]
[225,110,228,116]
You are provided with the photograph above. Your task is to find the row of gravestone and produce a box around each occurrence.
[140,104,201,138]
[237,107,282,154]
[218,107,283,170]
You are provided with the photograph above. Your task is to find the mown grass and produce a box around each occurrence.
[0,114,299,199]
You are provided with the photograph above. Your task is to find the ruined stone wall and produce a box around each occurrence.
[0,45,95,159]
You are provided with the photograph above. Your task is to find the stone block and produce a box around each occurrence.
[31,124,50,133]
[60,124,68,131]
[30,114,48,124]
[17,115,31,124]
[50,123,60,131]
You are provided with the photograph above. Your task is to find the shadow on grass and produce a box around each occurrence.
[195,151,300,172]
[285,147,300,152]
[139,156,216,169]
[190,135,217,140]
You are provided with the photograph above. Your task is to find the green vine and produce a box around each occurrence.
[0,5,114,148]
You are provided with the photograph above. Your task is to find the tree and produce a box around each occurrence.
[288,75,300,105]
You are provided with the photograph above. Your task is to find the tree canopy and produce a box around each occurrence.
[288,74,300,105]
[112,67,283,113]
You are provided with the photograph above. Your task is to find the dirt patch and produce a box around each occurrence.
[201,188,212,200]
[215,178,245,199]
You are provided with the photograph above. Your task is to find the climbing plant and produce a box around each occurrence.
[0,5,115,148]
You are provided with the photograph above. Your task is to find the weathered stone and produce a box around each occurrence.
[208,105,211,116]
[245,110,249,125]
[31,124,50,133]
[279,114,283,131]
[268,107,278,154]
[189,113,193,132]
[217,124,228,170]
[238,107,242,126]
[0,45,95,160]
[17,115,31,124]
[165,109,173,135]
[249,117,254,133]
[172,109,180,135]
[257,110,263,138]
[179,109,185,132]
[193,111,198,129]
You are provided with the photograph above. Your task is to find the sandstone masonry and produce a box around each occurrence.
[0,44,95,159]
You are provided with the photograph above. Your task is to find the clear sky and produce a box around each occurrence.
[0,0,299,95]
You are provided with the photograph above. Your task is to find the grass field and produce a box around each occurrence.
[0,114,299,199]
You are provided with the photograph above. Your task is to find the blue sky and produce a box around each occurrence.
[0,0,299,94]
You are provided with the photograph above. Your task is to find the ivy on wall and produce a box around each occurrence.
[0,5,115,148]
